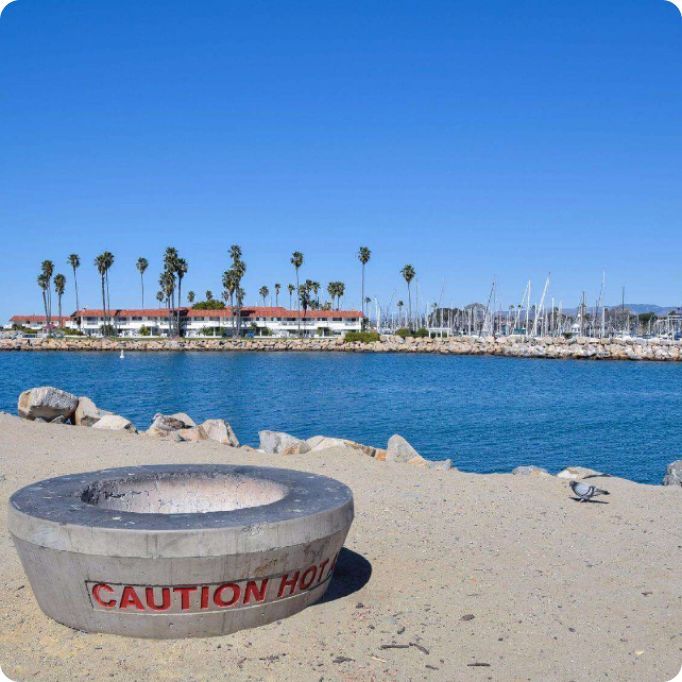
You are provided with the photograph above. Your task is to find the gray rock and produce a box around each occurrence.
[512,465,550,477]
[150,413,194,432]
[429,459,453,471]
[259,431,310,455]
[177,425,208,442]
[50,415,68,424]
[74,396,111,427]
[92,415,137,433]
[201,419,239,447]
[663,460,682,487]
[170,412,196,428]
[556,466,602,480]
[386,434,421,463]
[18,386,78,422]
[306,436,375,457]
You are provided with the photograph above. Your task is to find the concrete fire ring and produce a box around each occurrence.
[8,464,354,638]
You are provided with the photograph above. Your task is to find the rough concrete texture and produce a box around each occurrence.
[0,414,681,680]
[9,464,352,638]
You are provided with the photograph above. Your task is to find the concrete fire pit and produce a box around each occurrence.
[8,464,354,638]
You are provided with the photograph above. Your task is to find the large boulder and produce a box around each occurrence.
[177,425,208,442]
[201,419,239,447]
[150,413,194,432]
[386,434,421,463]
[556,466,602,480]
[663,460,682,487]
[18,387,78,422]
[170,412,196,428]
[512,465,550,477]
[74,396,111,427]
[259,431,310,456]
[306,435,376,457]
[92,414,137,433]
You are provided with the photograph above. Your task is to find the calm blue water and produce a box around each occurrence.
[1,351,680,484]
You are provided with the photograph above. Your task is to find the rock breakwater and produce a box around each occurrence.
[2,335,682,361]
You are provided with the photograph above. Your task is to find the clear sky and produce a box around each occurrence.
[1,0,681,320]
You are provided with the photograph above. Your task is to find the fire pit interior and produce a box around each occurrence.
[81,472,289,514]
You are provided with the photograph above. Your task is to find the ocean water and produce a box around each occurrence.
[1,351,680,484]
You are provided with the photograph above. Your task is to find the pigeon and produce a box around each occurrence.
[570,480,610,502]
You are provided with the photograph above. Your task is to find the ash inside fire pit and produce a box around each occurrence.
[81,472,288,514]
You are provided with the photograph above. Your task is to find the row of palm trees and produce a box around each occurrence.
[35,243,420,335]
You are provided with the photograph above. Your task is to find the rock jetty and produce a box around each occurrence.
[2,334,682,361]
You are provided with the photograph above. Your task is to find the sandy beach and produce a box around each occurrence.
[1,413,681,681]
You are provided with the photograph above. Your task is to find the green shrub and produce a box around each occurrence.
[413,328,429,338]
[344,331,380,343]
[192,300,226,310]
[62,327,84,336]
[139,325,151,337]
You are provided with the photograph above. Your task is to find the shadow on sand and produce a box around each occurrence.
[318,547,372,604]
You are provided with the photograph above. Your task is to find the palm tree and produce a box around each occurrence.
[94,254,109,333]
[290,251,304,334]
[397,300,405,328]
[327,282,336,308]
[40,260,54,332]
[67,254,80,313]
[336,281,345,309]
[298,284,311,335]
[156,291,164,308]
[54,273,66,327]
[102,251,114,320]
[206,290,213,301]
[37,273,49,332]
[175,257,188,335]
[136,257,149,308]
[287,284,295,309]
[358,246,371,324]
[159,270,176,336]
[187,290,195,305]
[259,286,269,306]
[228,245,246,335]
[274,283,281,306]
[311,281,320,307]
[400,265,416,330]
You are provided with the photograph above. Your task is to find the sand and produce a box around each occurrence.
[0,413,681,681]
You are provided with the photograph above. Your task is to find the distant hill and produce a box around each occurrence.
[552,304,678,316]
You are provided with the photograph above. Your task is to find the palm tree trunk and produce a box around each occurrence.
[100,276,107,336]
[296,269,300,336]
[41,290,48,332]
[176,280,182,337]
[73,267,80,313]
[407,285,412,330]
[58,295,62,328]
[140,273,144,308]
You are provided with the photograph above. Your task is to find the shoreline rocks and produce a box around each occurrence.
[2,335,682,362]
[18,387,79,422]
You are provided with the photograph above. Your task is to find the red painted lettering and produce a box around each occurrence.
[119,585,144,610]
[243,579,269,604]
[214,583,241,608]
[92,583,116,608]
[201,585,209,609]
[145,587,171,611]
[173,586,197,610]
[278,570,300,598]
[299,566,317,590]
[317,559,330,583]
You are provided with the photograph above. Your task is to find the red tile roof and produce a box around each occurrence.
[74,308,188,319]
[10,315,70,324]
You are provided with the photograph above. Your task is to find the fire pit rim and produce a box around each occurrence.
[9,464,354,558]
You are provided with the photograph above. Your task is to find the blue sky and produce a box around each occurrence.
[1,0,681,320]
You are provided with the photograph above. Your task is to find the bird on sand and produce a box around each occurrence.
[570,480,610,502]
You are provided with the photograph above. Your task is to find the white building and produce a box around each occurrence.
[184,307,363,338]
[8,306,363,338]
